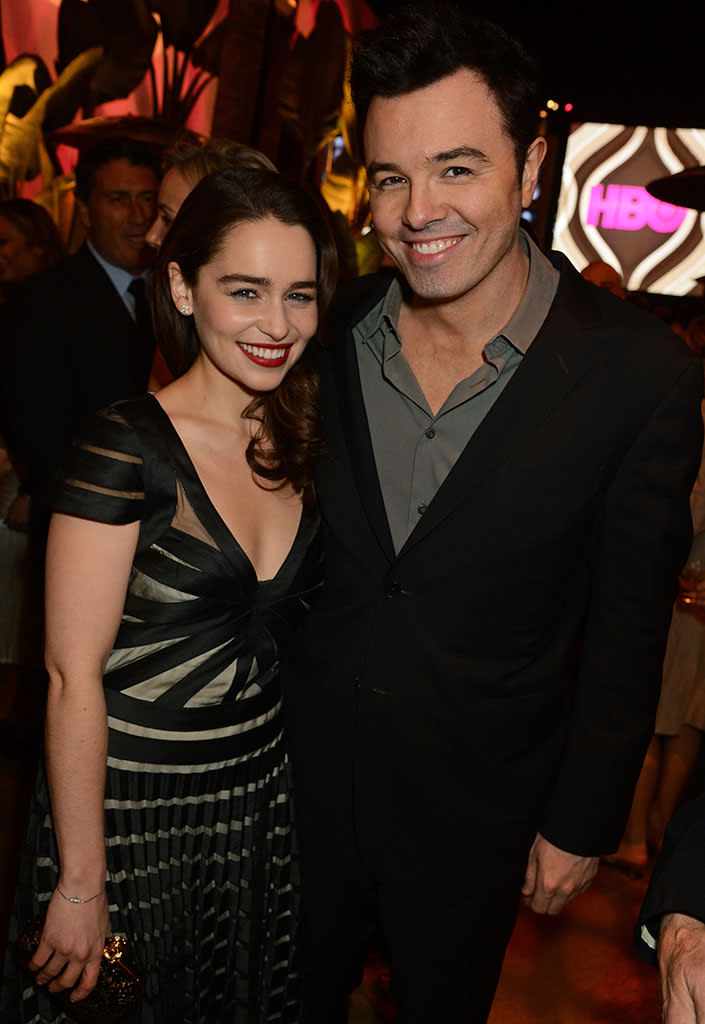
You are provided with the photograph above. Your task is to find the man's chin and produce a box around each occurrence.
[124,244,155,273]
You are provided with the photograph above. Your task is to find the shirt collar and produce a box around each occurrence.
[356,228,558,359]
[500,229,559,354]
[86,240,149,296]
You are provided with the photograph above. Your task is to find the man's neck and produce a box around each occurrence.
[395,239,530,416]
[85,240,148,280]
[402,240,529,350]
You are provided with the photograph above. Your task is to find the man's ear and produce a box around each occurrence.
[521,136,547,209]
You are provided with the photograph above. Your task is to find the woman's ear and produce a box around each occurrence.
[168,262,193,316]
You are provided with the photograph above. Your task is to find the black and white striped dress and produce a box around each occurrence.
[1,394,322,1024]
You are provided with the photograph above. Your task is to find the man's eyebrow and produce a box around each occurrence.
[367,147,490,179]
[105,189,157,197]
[366,161,403,179]
[430,146,490,165]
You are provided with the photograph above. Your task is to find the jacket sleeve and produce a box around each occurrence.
[635,788,705,965]
[539,355,704,855]
[0,276,72,503]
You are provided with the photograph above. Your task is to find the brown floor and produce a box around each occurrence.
[349,864,660,1023]
[0,680,661,1021]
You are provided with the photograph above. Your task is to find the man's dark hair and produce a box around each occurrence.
[350,1,540,177]
[74,136,161,202]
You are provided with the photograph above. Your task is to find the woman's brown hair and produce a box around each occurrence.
[150,167,338,497]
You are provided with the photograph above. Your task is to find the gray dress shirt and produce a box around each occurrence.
[353,231,559,552]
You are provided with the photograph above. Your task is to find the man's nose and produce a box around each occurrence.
[402,182,445,231]
[129,196,151,223]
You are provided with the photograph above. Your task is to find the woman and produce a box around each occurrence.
[2,168,337,1023]
[0,198,64,296]
[145,136,277,390]
[146,136,277,252]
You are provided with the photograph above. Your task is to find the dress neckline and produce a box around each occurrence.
[146,393,305,585]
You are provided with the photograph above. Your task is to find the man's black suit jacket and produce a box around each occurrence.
[0,244,154,519]
[636,784,705,964]
[283,255,704,886]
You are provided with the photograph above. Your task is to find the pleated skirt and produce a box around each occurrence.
[1,727,301,1023]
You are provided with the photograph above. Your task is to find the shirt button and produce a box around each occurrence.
[425,427,436,439]
[417,503,428,515]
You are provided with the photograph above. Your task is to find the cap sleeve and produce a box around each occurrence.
[53,406,144,524]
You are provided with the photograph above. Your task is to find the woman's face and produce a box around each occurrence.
[170,216,319,395]
[146,166,192,250]
[0,215,44,282]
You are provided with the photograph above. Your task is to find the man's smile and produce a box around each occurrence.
[407,237,463,255]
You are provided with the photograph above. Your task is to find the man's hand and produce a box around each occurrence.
[658,912,705,1023]
[521,832,599,915]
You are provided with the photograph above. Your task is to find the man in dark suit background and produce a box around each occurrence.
[637,789,705,1022]
[0,135,160,555]
[281,5,705,1022]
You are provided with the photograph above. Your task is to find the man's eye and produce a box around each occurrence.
[444,166,472,178]
[375,175,407,189]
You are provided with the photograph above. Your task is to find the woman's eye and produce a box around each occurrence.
[231,288,258,299]
[288,292,316,304]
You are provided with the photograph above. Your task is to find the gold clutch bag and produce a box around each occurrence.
[16,914,144,1023]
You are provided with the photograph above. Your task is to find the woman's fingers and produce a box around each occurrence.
[68,959,102,1002]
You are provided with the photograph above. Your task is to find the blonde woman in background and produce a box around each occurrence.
[146,136,277,253]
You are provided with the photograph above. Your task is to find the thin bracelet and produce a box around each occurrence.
[56,885,105,905]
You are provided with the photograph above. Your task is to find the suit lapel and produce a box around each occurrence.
[332,328,396,561]
[321,272,396,562]
[398,260,601,557]
[75,245,154,388]
[327,260,603,563]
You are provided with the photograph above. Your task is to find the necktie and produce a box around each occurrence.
[128,276,150,334]
[127,277,155,388]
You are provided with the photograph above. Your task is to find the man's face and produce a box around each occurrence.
[77,158,158,274]
[364,68,544,308]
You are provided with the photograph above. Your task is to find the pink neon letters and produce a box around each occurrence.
[586,184,688,233]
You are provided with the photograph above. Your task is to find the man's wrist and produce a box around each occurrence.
[661,912,705,937]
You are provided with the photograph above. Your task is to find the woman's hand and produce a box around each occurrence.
[29,887,110,1002]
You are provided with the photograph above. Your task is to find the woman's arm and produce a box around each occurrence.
[29,511,139,1003]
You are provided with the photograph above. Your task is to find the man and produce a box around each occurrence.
[581,259,626,299]
[637,791,705,1023]
[0,135,159,553]
[636,542,705,1024]
[281,5,704,1022]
